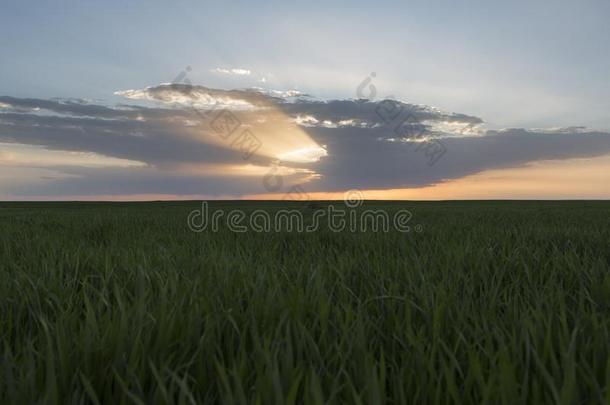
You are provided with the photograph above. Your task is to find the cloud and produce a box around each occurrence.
[281,99,484,137]
[211,67,251,76]
[308,126,610,192]
[1,85,610,198]
[0,142,144,168]
[114,84,273,109]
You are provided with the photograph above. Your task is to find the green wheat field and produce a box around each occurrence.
[1,201,609,404]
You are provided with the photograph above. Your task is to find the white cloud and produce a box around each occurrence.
[268,89,302,98]
[294,114,319,127]
[114,85,258,109]
[211,68,251,76]
[277,146,328,163]
[424,120,485,138]
[294,115,372,129]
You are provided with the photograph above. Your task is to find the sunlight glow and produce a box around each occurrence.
[278,146,328,163]
[0,143,146,168]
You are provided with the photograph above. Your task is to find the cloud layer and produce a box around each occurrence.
[1,85,610,198]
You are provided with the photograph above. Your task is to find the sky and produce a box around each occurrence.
[1,0,609,200]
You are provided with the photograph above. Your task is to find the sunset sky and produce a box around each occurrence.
[1,0,609,200]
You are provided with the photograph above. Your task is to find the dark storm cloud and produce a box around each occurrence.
[280,99,484,128]
[0,95,200,121]
[308,126,610,191]
[1,85,610,197]
[0,111,240,166]
[0,96,140,119]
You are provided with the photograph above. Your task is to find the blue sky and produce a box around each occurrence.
[2,0,609,128]
[1,1,609,199]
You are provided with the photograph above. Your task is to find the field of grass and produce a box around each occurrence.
[1,201,609,404]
